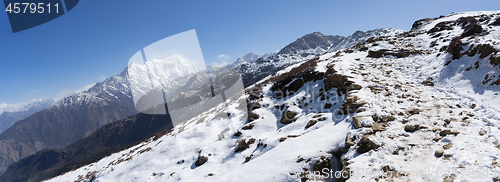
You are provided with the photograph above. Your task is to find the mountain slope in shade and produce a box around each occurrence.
[0,99,55,134]
[0,69,137,173]
[0,112,173,182]
[46,10,500,182]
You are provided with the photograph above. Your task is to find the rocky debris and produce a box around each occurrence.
[248,101,261,111]
[470,104,476,109]
[381,165,391,172]
[268,58,324,98]
[443,174,456,182]
[479,129,487,136]
[405,108,423,116]
[433,135,443,142]
[241,123,255,130]
[380,115,396,122]
[422,77,434,86]
[324,74,349,94]
[357,137,380,154]
[371,122,387,132]
[244,155,253,163]
[279,137,287,142]
[345,133,355,148]
[235,138,256,152]
[404,124,420,132]
[195,155,208,166]
[351,116,364,129]
[280,109,298,124]
[428,20,455,34]
[434,149,444,157]
[443,143,453,150]
[459,17,483,37]
[312,156,331,175]
[368,85,386,93]
[342,94,368,114]
[447,36,464,60]
[324,103,333,109]
[491,17,500,26]
[367,49,423,58]
[349,84,362,91]
[247,87,263,100]
[248,111,260,122]
[493,161,500,168]
[345,95,359,103]
[305,119,317,129]
[439,130,460,137]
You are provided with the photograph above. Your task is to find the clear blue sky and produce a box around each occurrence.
[0,0,499,104]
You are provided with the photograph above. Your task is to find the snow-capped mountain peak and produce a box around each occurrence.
[233,52,260,65]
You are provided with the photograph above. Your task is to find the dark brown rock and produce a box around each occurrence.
[357,137,380,153]
[380,115,396,122]
[434,149,444,157]
[235,138,255,152]
[305,119,317,128]
[280,109,298,124]
[195,155,208,166]
[422,77,434,86]
[404,125,420,132]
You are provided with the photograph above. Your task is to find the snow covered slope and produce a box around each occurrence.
[49,11,500,182]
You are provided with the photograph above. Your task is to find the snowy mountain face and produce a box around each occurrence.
[232,52,260,65]
[0,99,55,133]
[234,28,404,87]
[128,54,208,114]
[0,68,137,173]
[46,11,500,182]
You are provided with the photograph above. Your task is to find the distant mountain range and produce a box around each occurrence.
[234,28,403,86]
[0,99,54,134]
[0,70,137,173]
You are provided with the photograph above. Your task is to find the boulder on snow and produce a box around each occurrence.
[195,155,208,166]
[305,119,317,129]
[479,128,487,136]
[235,138,256,152]
[422,77,434,86]
[357,137,380,153]
[248,110,260,123]
[280,109,298,124]
[434,149,444,157]
[405,108,423,116]
[439,130,460,137]
[404,124,420,132]
[380,115,396,122]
